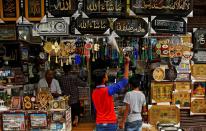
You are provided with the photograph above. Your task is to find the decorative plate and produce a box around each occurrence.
[153,67,165,81]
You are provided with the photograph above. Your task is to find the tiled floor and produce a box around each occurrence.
[72,122,96,131]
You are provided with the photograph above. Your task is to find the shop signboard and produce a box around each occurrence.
[84,0,126,17]
[194,29,206,50]
[48,0,78,17]
[130,0,193,16]
[70,18,110,35]
[0,24,17,40]
[34,18,69,36]
[24,0,45,21]
[151,16,187,34]
[113,18,148,36]
[0,0,20,21]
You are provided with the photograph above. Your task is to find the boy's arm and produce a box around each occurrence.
[119,103,130,129]
[108,56,130,95]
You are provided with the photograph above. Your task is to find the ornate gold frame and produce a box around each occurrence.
[0,0,20,21]
[25,0,45,21]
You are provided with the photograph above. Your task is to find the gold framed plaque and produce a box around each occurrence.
[191,98,206,115]
[175,82,191,91]
[151,82,173,103]
[172,90,191,109]
[191,64,206,80]
[153,67,165,81]
[148,105,180,125]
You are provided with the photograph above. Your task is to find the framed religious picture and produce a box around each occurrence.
[191,81,206,97]
[0,24,17,40]
[172,90,191,109]
[191,64,206,80]
[0,0,20,21]
[151,82,173,103]
[148,105,180,126]
[29,113,48,129]
[194,29,206,50]
[24,0,45,21]
[175,82,191,91]
[191,98,206,115]
[2,112,26,130]
[17,24,32,42]
[11,96,22,109]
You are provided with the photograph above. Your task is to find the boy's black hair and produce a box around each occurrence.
[129,74,141,89]
[92,69,107,86]
[63,64,72,73]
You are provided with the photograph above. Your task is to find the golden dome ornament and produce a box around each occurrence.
[52,41,60,63]
[43,42,53,62]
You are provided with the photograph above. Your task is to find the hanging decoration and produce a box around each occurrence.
[43,42,53,62]
[52,41,60,63]
[84,42,92,63]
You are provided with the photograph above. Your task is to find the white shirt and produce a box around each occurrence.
[123,90,146,122]
[38,78,62,94]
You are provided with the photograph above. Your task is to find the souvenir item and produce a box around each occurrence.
[148,105,180,126]
[172,90,191,109]
[191,64,206,80]
[37,90,53,110]
[30,113,47,128]
[84,42,92,62]
[165,65,177,81]
[176,63,190,73]
[52,41,60,63]
[175,82,191,91]
[2,113,26,130]
[153,67,165,81]
[43,42,53,61]
[151,82,173,103]
[23,96,32,110]
[191,98,206,115]
[192,82,206,97]
[175,73,190,81]
[52,112,65,122]
[11,96,21,109]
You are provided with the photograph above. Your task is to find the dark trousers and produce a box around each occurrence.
[70,102,80,122]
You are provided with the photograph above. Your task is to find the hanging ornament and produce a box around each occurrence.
[65,40,76,65]
[43,42,53,62]
[52,41,60,63]
[84,42,92,62]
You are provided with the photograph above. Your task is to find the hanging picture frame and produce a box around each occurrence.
[191,64,206,80]
[24,0,45,21]
[148,105,180,126]
[191,81,206,97]
[172,90,191,109]
[191,98,206,115]
[151,82,173,103]
[0,0,20,21]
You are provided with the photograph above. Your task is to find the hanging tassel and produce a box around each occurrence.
[55,55,58,63]
[61,59,63,67]
[66,57,69,65]
[69,55,72,65]
[48,54,51,62]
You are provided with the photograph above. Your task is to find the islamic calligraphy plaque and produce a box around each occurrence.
[193,51,206,64]
[0,0,20,21]
[194,29,206,50]
[85,0,126,17]
[0,24,16,40]
[191,98,206,115]
[130,0,192,16]
[70,18,110,35]
[25,0,45,21]
[151,82,173,103]
[35,18,69,36]
[191,64,206,80]
[148,105,180,125]
[48,0,78,17]
[113,18,148,36]
[151,16,186,34]
[172,90,191,109]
